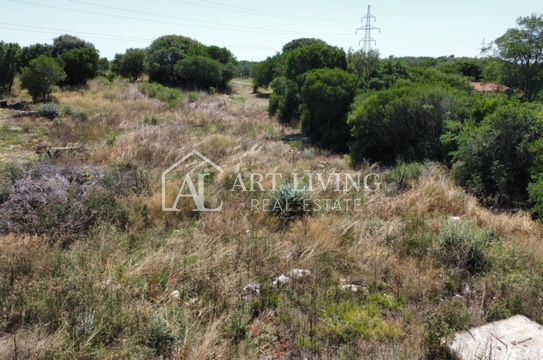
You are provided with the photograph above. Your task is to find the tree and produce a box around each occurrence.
[490,14,543,101]
[207,45,236,65]
[347,49,380,82]
[60,47,100,85]
[20,56,66,102]
[285,43,347,82]
[269,77,300,124]
[18,43,52,69]
[0,42,20,95]
[112,48,146,81]
[252,54,282,91]
[301,69,358,152]
[146,35,207,86]
[175,56,231,90]
[52,34,94,56]
[450,103,543,208]
[349,83,468,164]
[282,38,327,54]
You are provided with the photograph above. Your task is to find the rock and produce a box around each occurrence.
[272,275,292,287]
[242,283,261,300]
[169,290,181,300]
[450,315,543,359]
[341,284,367,294]
[449,216,462,223]
[288,269,311,279]
[453,294,465,301]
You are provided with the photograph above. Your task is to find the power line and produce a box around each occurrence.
[0,23,278,51]
[8,0,352,37]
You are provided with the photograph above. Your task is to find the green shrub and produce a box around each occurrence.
[20,55,66,102]
[252,54,283,91]
[285,43,346,82]
[450,103,543,208]
[140,82,184,107]
[348,83,468,164]
[206,45,236,65]
[268,77,300,124]
[144,315,175,357]
[385,161,426,192]
[270,182,314,222]
[38,103,61,120]
[437,222,495,274]
[59,47,100,85]
[528,174,543,218]
[112,48,146,81]
[175,56,232,90]
[300,68,358,152]
[319,296,403,344]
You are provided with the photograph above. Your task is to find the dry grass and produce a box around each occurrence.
[1,77,543,359]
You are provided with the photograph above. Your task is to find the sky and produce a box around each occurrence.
[1,0,541,61]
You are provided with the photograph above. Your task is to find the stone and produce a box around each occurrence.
[242,283,261,300]
[341,284,367,293]
[449,315,543,360]
[288,269,311,279]
[169,290,180,300]
[272,275,292,287]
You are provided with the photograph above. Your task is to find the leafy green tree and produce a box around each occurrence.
[51,34,94,56]
[252,54,283,91]
[20,56,66,102]
[451,103,543,208]
[282,38,327,54]
[301,69,358,152]
[0,42,20,95]
[18,43,52,69]
[349,83,468,164]
[207,45,236,65]
[490,14,543,101]
[146,35,207,86]
[112,48,146,81]
[269,77,300,124]
[60,47,100,85]
[347,49,380,83]
[175,56,231,90]
[285,43,347,82]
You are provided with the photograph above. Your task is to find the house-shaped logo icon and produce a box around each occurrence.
[162,150,224,212]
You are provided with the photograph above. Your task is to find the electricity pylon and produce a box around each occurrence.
[356,5,380,53]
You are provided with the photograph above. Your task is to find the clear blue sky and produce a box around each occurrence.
[1,0,541,61]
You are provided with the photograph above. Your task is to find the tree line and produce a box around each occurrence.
[253,14,543,215]
[0,34,246,102]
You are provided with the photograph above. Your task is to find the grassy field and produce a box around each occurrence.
[1,77,543,359]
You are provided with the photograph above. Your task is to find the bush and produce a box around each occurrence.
[282,38,327,54]
[175,56,232,90]
[60,47,100,85]
[348,83,468,164]
[0,42,20,95]
[146,35,207,87]
[450,103,543,208]
[437,222,495,274]
[38,103,61,120]
[300,68,358,152]
[206,45,236,65]
[529,174,543,218]
[385,161,426,192]
[112,48,146,81]
[270,182,314,223]
[140,82,184,107]
[20,56,66,103]
[252,54,283,91]
[268,77,300,124]
[285,43,347,82]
